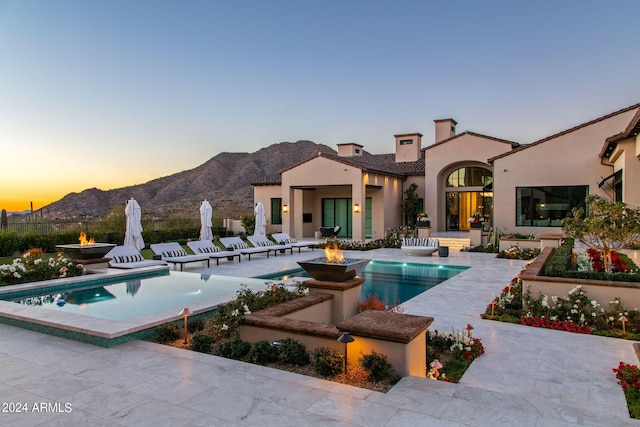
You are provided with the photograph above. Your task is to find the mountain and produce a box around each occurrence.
[40,141,336,219]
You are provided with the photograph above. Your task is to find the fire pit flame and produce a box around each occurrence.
[324,244,344,263]
[79,232,95,246]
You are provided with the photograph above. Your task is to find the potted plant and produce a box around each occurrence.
[416,212,431,228]
[468,211,484,229]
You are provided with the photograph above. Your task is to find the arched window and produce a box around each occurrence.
[446,166,492,188]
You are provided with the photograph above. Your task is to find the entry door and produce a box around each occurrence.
[446,192,485,231]
[322,198,351,237]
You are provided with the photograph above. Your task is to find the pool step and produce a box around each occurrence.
[434,237,470,252]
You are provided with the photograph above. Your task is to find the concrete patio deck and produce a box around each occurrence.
[0,248,637,426]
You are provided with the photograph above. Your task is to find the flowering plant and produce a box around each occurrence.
[416,212,431,226]
[0,249,84,286]
[426,326,484,383]
[613,361,640,418]
[467,211,484,223]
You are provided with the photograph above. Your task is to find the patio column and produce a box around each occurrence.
[282,186,293,237]
[352,180,366,241]
[292,188,304,238]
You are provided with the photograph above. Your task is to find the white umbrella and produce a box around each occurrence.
[254,202,266,236]
[199,200,213,241]
[124,198,145,250]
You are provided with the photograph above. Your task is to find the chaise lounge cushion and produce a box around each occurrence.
[401,237,439,256]
[150,242,211,270]
[105,245,168,269]
[186,240,242,262]
[247,236,292,255]
[219,237,271,259]
[272,233,316,252]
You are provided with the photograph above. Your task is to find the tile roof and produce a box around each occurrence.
[599,107,640,158]
[252,151,424,186]
[423,131,519,152]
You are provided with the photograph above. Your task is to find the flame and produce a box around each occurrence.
[324,244,344,262]
[79,232,95,246]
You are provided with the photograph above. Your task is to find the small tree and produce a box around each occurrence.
[562,195,640,272]
[401,183,419,228]
[240,214,255,235]
[0,209,7,231]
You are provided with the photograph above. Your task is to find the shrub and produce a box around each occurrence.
[215,338,251,359]
[359,351,394,382]
[153,324,181,344]
[0,250,85,286]
[543,243,573,276]
[276,338,310,366]
[190,331,215,353]
[247,340,280,365]
[312,347,343,377]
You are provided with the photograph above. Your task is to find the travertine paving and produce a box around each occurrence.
[0,248,637,426]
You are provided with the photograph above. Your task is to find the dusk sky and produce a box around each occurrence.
[2,0,639,212]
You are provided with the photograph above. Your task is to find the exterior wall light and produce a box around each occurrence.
[353,203,360,213]
[282,204,289,213]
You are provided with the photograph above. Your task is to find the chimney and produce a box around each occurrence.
[394,133,422,162]
[337,143,363,157]
[434,118,457,143]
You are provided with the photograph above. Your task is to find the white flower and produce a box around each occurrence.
[221,324,229,331]
[541,296,548,308]
[13,272,21,278]
[243,304,251,314]
[34,258,42,265]
[231,309,240,317]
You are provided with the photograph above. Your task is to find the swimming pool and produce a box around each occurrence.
[2,270,270,322]
[259,260,468,304]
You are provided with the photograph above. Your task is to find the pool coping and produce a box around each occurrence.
[0,266,271,347]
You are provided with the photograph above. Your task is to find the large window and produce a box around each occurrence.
[446,167,492,188]
[614,170,623,203]
[516,186,588,227]
[270,198,282,225]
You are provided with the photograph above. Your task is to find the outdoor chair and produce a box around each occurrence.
[105,245,168,269]
[247,235,293,255]
[320,226,341,237]
[150,242,212,271]
[401,237,440,256]
[186,240,242,264]
[219,237,271,260]
[271,232,317,253]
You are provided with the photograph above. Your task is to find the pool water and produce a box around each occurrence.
[259,260,467,305]
[3,271,269,322]
[2,261,467,323]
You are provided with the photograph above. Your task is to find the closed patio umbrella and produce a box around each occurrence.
[124,198,145,250]
[199,200,213,241]
[254,202,266,236]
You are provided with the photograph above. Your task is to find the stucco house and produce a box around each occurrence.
[253,102,640,240]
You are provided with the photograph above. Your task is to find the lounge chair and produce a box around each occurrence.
[186,240,242,264]
[105,245,168,269]
[150,242,211,271]
[219,237,271,260]
[247,235,293,256]
[401,237,439,256]
[271,233,316,253]
[320,226,341,237]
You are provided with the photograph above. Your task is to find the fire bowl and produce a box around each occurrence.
[55,243,116,260]
[297,258,370,282]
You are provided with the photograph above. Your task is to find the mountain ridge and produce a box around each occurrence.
[39,141,336,219]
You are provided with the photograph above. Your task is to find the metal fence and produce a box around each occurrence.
[6,221,93,235]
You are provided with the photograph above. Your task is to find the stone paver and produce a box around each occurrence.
[0,248,637,426]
